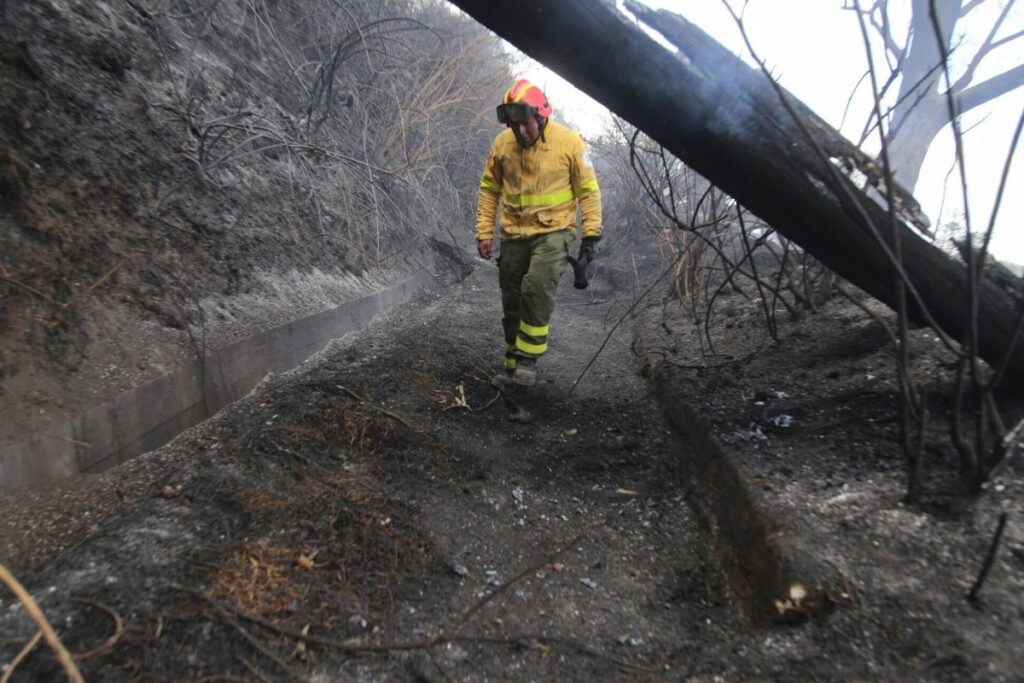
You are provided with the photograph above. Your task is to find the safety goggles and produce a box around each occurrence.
[496,103,538,124]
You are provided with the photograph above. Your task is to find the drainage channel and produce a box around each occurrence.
[653,374,832,624]
[0,272,435,490]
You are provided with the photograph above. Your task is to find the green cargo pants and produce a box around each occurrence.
[498,230,575,361]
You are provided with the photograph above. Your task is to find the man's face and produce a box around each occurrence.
[509,115,542,148]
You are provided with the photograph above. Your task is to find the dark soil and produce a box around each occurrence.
[2,260,1022,681]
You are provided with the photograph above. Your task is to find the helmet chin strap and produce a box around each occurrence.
[538,116,548,144]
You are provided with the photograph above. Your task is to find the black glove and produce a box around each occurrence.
[578,235,601,262]
[569,236,600,290]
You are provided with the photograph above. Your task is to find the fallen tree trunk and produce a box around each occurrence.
[450,0,1024,386]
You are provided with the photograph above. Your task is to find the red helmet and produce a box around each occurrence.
[496,79,552,123]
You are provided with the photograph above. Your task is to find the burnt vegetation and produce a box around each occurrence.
[0,0,507,373]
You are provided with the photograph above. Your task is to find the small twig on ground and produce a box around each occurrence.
[470,393,502,412]
[967,512,1008,604]
[70,598,124,661]
[0,268,68,309]
[335,385,418,432]
[239,656,274,683]
[177,587,302,681]
[442,391,501,413]
[81,262,123,298]
[1,631,42,683]
[0,562,85,683]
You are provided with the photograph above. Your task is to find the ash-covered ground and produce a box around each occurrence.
[2,263,1021,681]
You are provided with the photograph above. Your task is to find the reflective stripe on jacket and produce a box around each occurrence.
[475,121,602,242]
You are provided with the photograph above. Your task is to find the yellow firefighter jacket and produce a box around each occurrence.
[475,120,602,242]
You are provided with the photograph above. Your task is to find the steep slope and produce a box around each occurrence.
[0,0,503,481]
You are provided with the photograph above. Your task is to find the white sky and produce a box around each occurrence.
[512,0,1024,264]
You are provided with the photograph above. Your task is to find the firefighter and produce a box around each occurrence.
[475,79,603,387]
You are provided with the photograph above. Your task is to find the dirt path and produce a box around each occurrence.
[356,265,741,679]
[0,264,741,681]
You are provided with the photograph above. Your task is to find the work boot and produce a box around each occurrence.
[503,353,517,375]
[492,355,537,388]
[506,356,537,387]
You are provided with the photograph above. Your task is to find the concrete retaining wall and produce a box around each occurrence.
[0,272,433,490]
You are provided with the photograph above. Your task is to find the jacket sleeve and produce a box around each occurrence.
[475,146,502,241]
[570,136,602,238]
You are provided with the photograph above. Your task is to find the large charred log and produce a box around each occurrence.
[449,0,1024,386]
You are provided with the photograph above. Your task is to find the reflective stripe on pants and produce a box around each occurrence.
[498,230,574,359]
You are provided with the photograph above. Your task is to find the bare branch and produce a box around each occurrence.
[959,0,987,18]
[957,63,1024,114]
[990,27,1024,51]
[951,0,1017,92]
[0,563,85,683]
